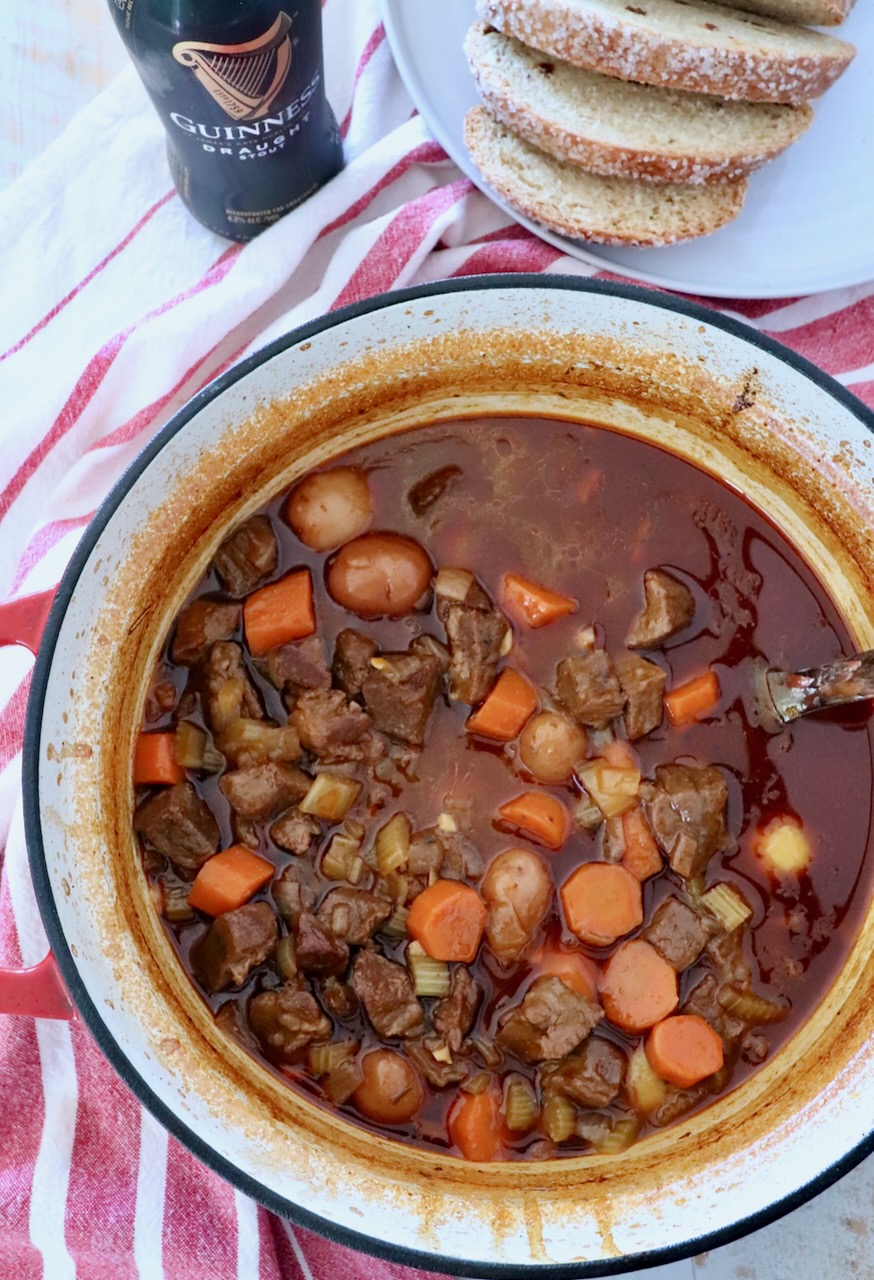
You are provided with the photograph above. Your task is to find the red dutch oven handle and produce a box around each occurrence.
[0,588,76,1021]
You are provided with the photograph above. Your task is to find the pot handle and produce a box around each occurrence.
[0,586,75,1020]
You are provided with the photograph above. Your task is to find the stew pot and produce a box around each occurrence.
[11,277,874,1276]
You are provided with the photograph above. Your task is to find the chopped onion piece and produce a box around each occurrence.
[375,812,411,875]
[300,773,361,821]
[435,567,475,602]
[323,1056,364,1106]
[219,718,300,764]
[321,830,366,883]
[174,721,206,770]
[576,760,641,819]
[214,678,245,729]
[573,795,603,831]
[702,883,752,932]
[275,935,298,982]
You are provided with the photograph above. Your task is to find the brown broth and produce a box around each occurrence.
[139,416,874,1158]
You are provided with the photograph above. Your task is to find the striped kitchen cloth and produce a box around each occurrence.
[0,0,873,1278]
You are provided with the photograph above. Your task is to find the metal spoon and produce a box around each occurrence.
[764,650,874,724]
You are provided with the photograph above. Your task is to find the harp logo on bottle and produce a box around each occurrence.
[172,11,293,121]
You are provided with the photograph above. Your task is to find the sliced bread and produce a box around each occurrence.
[708,0,855,26]
[475,0,856,103]
[465,22,813,183]
[463,106,748,245]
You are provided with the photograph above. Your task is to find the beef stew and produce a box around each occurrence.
[134,416,873,1161]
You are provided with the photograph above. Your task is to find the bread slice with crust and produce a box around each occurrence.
[475,0,856,104]
[709,0,855,26]
[465,22,813,184]
[463,106,748,245]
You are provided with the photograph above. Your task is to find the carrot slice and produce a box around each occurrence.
[134,732,185,786]
[243,568,315,657]
[560,862,643,946]
[600,939,679,1033]
[620,805,663,882]
[407,879,487,962]
[601,738,638,769]
[188,845,275,916]
[646,1014,724,1088]
[502,573,578,629]
[448,1086,503,1161]
[533,940,600,1000]
[664,670,720,725]
[466,668,537,742]
[497,792,570,851]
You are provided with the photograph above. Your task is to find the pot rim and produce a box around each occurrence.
[22,273,874,1278]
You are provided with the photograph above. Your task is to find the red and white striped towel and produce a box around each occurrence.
[0,1,872,1277]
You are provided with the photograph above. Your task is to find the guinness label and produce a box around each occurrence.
[172,11,293,121]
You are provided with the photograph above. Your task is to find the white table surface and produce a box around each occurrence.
[2,3,873,1278]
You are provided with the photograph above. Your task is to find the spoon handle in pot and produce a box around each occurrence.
[766,650,874,723]
[0,586,58,653]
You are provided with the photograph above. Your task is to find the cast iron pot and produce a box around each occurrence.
[6,277,874,1276]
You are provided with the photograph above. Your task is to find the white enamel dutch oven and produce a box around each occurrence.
[8,277,874,1276]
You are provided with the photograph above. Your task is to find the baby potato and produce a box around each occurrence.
[481,847,553,963]
[326,532,433,618]
[353,1048,423,1124]
[285,466,372,551]
[518,711,587,784]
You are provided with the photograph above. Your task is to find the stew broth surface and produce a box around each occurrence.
[137,416,874,1159]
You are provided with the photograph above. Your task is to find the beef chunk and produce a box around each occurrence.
[541,1036,626,1108]
[202,640,264,731]
[361,650,442,746]
[410,633,451,674]
[220,760,311,821]
[682,973,745,1047]
[193,901,278,992]
[642,763,730,879]
[642,896,710,971]
[626,569,695,649]
[496,976,603,1064]
[332,629,379,700]
[272,861,318,926]
[265,636,331,692]
[215,999,262,1054]
[556,650,625,730]
[213,515,278,597]
[406,1037,470,1088]
[438,583,509,705]
[706,928,753,988]
[352,948,423,1039]
[270,807,320,855]
[290,687,373,762]
[408,464,462,516]
[319,976,360,1019]
[294,911,349,977]
[615,651,666,740]
[432,967,482,1053]
[406,826,483,882]
[170,599,240,667]
[317,887,392,945]
[134,781,220,872]
[249,984,331,1059]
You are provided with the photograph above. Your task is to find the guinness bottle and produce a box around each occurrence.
[107,1,343,241]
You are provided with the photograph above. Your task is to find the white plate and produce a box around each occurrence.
[381,0,874,298]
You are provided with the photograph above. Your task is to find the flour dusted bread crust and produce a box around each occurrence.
[476,0,856,103]
[463,106,748,245]
[708,0,855,26]
[465,22,813,183]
